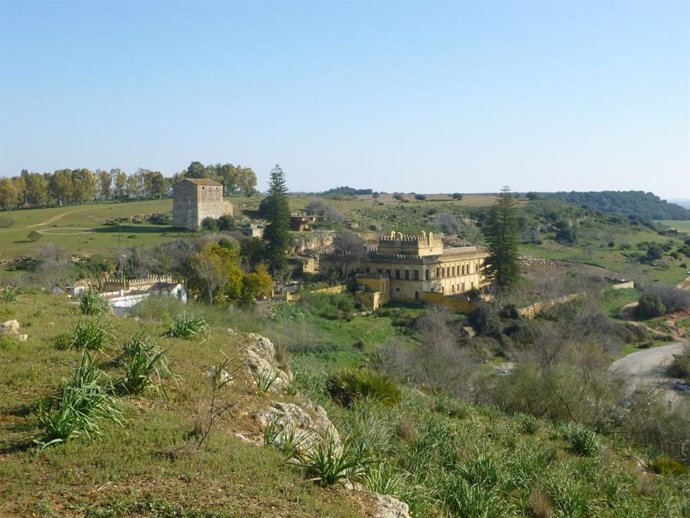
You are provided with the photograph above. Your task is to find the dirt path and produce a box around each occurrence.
[27,209,81,228]
[608,342,688,404]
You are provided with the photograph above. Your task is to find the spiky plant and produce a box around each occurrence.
[79,290,111,316]
[117,335,168,396]
[70,320,113,351]
[1,285,19,302]
[294,435,369,486]
[164,312,210,340]
[35,352,123,448]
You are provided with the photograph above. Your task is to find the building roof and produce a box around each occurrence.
[181,178,222,187]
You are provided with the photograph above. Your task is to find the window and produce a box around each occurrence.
[414,270,419,280]
[395,270,400,279]
[404,270,409,280]
[425,270,430,280]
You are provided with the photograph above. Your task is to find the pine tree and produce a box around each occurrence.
[482,186,521,292]
[262,164,291,274]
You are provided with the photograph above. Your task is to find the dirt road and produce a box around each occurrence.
[26,209,81,228]
[609,342,689,404]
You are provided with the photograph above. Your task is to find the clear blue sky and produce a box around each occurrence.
[0,0,688,198]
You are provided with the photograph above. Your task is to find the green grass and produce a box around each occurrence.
[601,288,641,319]
[656,220,690,233]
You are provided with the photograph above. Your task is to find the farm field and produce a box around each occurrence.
[656,220,690,234]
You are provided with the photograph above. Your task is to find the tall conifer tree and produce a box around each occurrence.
[262,164,290,274]
[482,186,520,292]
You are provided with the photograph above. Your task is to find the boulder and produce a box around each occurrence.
[17,334,28,343]
[243,333,293,393]
[373,494,411,518]
[0,320,20,336]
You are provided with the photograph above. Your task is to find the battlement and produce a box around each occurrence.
[377,230,443,257]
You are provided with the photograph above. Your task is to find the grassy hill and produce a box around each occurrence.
[1,293,688,517]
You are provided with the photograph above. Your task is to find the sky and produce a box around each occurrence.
[0,0,688,198]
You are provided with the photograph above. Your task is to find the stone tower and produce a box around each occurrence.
[172,178,232,231]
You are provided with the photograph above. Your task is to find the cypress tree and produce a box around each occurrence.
[482,186,521,292]
[262,164,291,274]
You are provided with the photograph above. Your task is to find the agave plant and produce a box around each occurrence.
[164,312,210,340]
[1,285,19,303]
[70,320,113,351]
[35,351,123,448]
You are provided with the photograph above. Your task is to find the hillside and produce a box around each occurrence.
[546,191,690,220]
[1,292,688,517]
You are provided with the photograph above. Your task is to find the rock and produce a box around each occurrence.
[373,494,411,518]
[17,334,28,343]
[205,365,234,386]
[0,320,20,336]
[255,400,341,458]
[243,333,293,393]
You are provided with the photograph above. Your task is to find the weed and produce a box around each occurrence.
[436,473,500,518]
[79,290,112,316]
[648,455,687,475]
[362,463,408,497]
[193,354,238,449]
[164,312,210,340]
[519,413,540,435]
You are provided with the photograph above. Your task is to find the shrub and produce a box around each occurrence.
[667,346,690,381]
[200,217,219,232]
[164,312,210,340]
[635,293,666,319]
[327,368,401,408]
[0,215,15,228]
[79,290,112,316]
[27,230,42,242]
[452,193,464,200]
[414,194,426,201]
[648,455,686,475]
[35,352,123,448]
[70,320,112,351]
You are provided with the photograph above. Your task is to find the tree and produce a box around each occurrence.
[23,172,49,207]
[262,164,291,275]
[0,177,19,210]
[49,169,73,206]
[332,230,368,279]
[482,186,521,292]
[111,169,127,198]
[240,264,273,306]
[97,169,112,200]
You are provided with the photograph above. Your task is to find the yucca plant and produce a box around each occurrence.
[164,312,210,340]
[79,290,111,316]
[1,285,19,302]
[563,424,601,456]
[250,366,280,395]
[70,320,113,351]
[294,435,369,486]
[116,335,168,396]
[35,352,123,448]
[327,368,401,408]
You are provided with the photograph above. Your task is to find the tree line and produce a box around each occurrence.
[547,190,690,220]
[0,161,257,211]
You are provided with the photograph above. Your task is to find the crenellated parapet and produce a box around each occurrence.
[377,230,444,257]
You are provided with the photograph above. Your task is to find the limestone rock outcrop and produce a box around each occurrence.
[373,494,411,518]
[0,320,20,336]
[254,400,341,458]
[243,333,293,394]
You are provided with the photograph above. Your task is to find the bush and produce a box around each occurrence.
[452,193,464,200]
[79,290,111,316]
[164,312,210,340]
[648,455,687,475]
[635,293,666,319]
[295,435,367,486]
[0,215,15,228]
[667,346,690,381]
[27,230,42,242]
[327,368,401,408]
[201,217,219,232]
[414,194,426,201]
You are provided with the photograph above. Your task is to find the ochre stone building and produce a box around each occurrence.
[172,178,233,231]
[321,230,489,305]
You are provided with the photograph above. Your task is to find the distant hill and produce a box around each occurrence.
[546,191,690,220]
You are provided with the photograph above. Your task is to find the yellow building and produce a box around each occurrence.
[321,230,489,304]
